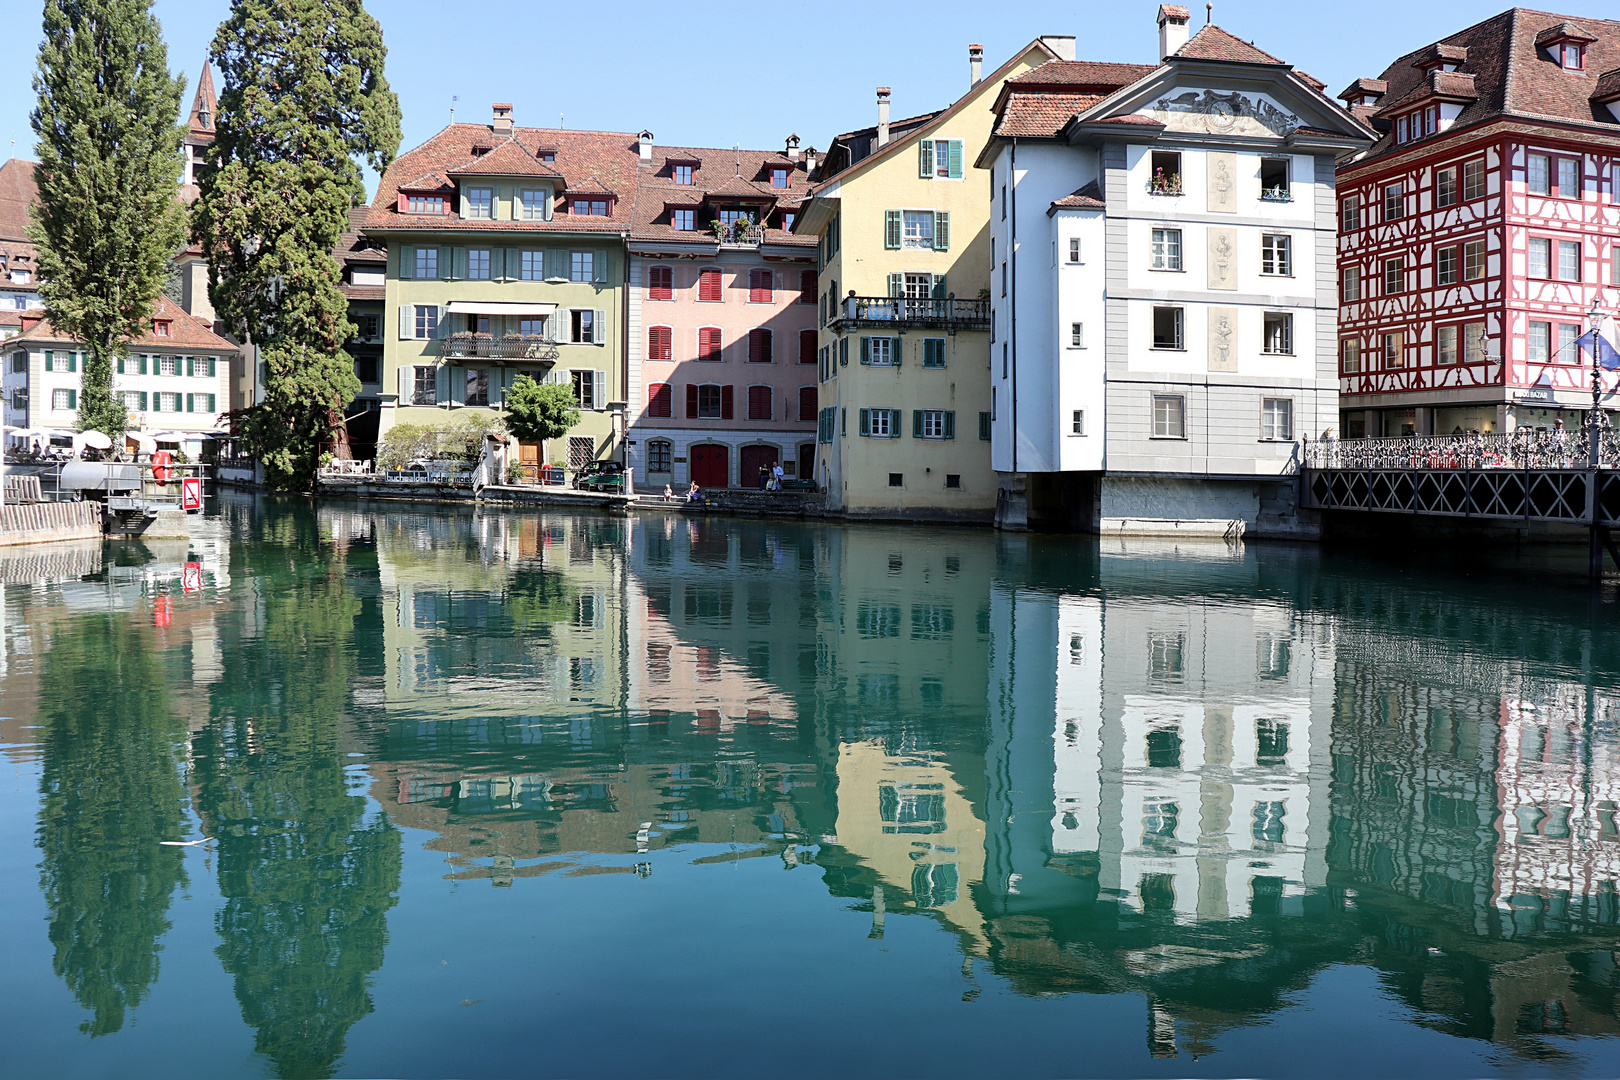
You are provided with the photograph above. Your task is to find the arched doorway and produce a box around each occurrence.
[739,444,778,489]
[690,443,729,488]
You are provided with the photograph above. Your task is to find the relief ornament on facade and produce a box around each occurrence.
[1151,90,1300,137]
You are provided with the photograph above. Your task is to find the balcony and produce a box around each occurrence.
[713,221,766,248]
[837,295,991,331]
[443,332,560,363]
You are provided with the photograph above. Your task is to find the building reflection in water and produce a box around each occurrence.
[4,494,1618,1072]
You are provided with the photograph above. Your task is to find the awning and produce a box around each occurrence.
[444,301,558,316]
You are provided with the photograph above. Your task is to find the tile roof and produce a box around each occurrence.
[336,207,386,265]
[994,60,1159,138]
[1350,8,1620,164]
[187,60,216,137]
[399,171,453,191]
[10,295,233,350]
[1050,180,1105,210]
[1158,5,1191,19]
[1006,60,1159,87]
[1596,65,1620,103]
[1534,19,1597,45]
[1173,25,1288,65]
[449,138,563,179]
[995,91,1113,137]
[565,176,618,197]
[628,141,816,247]
[1338,76,1389,100]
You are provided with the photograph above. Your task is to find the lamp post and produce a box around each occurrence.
[1588,295,1606,471]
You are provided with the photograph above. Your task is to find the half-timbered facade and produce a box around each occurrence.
[1336,9,1620,438]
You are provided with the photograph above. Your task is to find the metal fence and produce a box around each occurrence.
[1304,430,1620,471]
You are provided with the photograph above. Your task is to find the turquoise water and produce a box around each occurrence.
[1,493,1618,1078]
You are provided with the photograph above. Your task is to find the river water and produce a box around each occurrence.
[1,494,1618,1078]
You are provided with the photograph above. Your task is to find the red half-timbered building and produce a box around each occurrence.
[1336,8,1620,438]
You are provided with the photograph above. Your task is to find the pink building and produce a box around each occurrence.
[627,137,819,490]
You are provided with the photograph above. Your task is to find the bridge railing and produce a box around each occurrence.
[1305,430,1620,471]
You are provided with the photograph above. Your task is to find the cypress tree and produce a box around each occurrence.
[194,0,400,490]
[29,0,187,439]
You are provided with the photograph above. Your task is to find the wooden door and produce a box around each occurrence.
[690,443,729,489]
[739,444,778,488]
[518,442,541,465]
[798,443,816,479]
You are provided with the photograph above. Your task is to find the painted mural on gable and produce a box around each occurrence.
[1149,89,1300,138]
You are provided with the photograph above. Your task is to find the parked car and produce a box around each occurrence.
[572,460,625,493]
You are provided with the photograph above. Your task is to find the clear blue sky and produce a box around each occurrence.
[0,0,1553,196]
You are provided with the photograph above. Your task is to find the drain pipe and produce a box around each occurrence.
[1009,139,1018,477]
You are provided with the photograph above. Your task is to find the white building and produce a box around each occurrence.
[2,295,234,441]
[981,8,1373,535]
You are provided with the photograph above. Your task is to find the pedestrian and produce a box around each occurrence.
[771,463,784,491]
[758,465,769,490]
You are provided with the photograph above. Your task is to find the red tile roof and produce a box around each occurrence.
[1350,8,1620,163]
[1596,65,1620,103]
[0,159,39,244]
[1174,25,1287,65]
[187,61,217,137]
[1006,60,1159,87]
[336,207,386,265]
[450,138,563,179]
[1050,180,1105,210]
[11,295,232,350]
[1338,76,1389,100]
[993,60,1158,138]
[1159,5,1191,19]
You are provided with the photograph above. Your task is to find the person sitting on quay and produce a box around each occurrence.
[687,481,702,504]
[662,484,673,502]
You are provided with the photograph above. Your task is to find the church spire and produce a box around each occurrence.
[187,60,216,135]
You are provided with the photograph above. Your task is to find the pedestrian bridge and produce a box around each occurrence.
[1301,431,1620,527]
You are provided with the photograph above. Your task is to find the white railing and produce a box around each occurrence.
[1306,430,1620,471]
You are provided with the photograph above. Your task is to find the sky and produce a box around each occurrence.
[0,0,1567,196]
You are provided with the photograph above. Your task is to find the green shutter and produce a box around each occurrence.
[918,140,933,178]
[912,409,923,437]
[186,356,194,377]
[890,337,901,366]
[943,410,955,439]
[545,248,564,279]
[839,337,848,366]
[888,273,904,298]
[206,394,216,412]
[890,409,903,436]
[140,354,148,374]
[400,246,414,279]
[453,247,468,278]
[979,411,991,440]
[932,274,947,299]
[67,388,76,409]
[42,351,51,371]
[934,211,950,251]
[70,352,78,372]
[859,407,870,436]
[594,249,608,283]
[491,248,506,280]
[185,393,194,413]
[947,140,963,179]
[438,246,452,279]
[139,392,148,411]
[884,209,901,250]
[860,337,871,364]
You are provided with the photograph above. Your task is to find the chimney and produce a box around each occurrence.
[804,146,818,175]
[1039,35,1076,61]
[1157,5,1191,59]
[969,44,984,87]
[638,129,654,162]
[492,102,514,135]
[876,87,891,148]
[785,133,800,163]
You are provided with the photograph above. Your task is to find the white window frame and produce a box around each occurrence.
[1069,322,1084,349]
[1152,394,1185,439]
[918,409,946,439]
[1067,237,1081,264]
[869,408,893,438]
[1528,154,1551,196]
[571,309,599,345]
[1462,159,1486,200]
[1528,237,1552,279]
[1151,306,1184,351]
[1262,312,1293,356]
[900,210,934,250]
[1340,338,1362,374]
[1342,266,1362,302]
[571,368,599,410]
[1463,239,1486,280]
[1260,233,1292,277]
[1150,227,1182,271]
[1558,239,1581,282]
[867,336,895,366]
[1527,321,1551,365]
[1260,398,1293,441]
[466,187,494,219]
[1071,409,1085,436]
[52,388,72,411]
[411,365,437,405]
[414,304,439,340]
[519,188,548,221]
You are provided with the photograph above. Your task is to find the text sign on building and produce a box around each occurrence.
[181,477,202,511]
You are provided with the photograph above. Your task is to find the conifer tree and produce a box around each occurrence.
[194,0,399,490]
[29,0,187,439]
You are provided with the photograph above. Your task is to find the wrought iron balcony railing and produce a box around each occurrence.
[1304,430,1620,471]
[443,332,561,362]
[837,295,991,330]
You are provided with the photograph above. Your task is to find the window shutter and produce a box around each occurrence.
[594,250,608,283]
[888,272,904,297]
[686,383,699,418]
[885,209,901,250]
[839,337,848,366]
[860,337,871,364]
[435,365,449,404]
[446,365,464,405]
[185,356,193,377]
[185,393,194,413]
[492,248,507,279]
[400,247,414,279]
[70,352,78,372]
[799,270,816,304]
[947,140,963,179]
[720,384,734,420]
[913,409,923,438]
[859,407,870,435]
[138,354,147,375]
[594,310,607,343]
[453,247,468,278]
[206,394,216,413]
[800,328,816,364]
[68,388,76,410]
[545,248,564,279]
[943,411,955,439]
[399,305,413,339]
[918,140,933,178]
[934,211,950,251]
[398,365,413,399]
[436,307,450,338]
[979,411,991,439]
[932,274,947,299]
[890,409,902,435]
[891,337,902,367]
[648,382,668,417]
[595,370,607,408]
[139,392,148,411]
[438,246,452,279]
[749,329,761,364]
[800,386,817,421]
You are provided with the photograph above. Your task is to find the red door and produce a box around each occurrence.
[739,444,778,489]
[690,443,729,489]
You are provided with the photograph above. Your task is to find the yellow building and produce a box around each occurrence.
[794,39,1067,520]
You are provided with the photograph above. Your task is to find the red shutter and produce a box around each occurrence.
[748,328,774,364]
[649,266,672,300]
[686,384,699,418]
[799,386,817,421]
[699,268,721,302]
[648,382,671,418]
[749,269,771,303]
[720,384,734,420]
[799,270,816,304]
[799,328,817,364]
[700,327,721,362]
[649,326,671,361]
[748,385,771,420]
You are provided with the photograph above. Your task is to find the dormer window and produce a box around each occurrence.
[672,163,694,185]
[407,194,446,214]
[537,151,557,164]
[1560,42,1584,70]
[153,320,171,338]
[770,168,790,189]
[570,198,610,216]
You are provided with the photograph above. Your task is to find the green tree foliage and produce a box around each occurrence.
[36,612,189,1036]
[503,376,581,445]
[196,520,399,1077]
[193,0,400,490]
[373,413,504,472]
[29,0,187,439]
